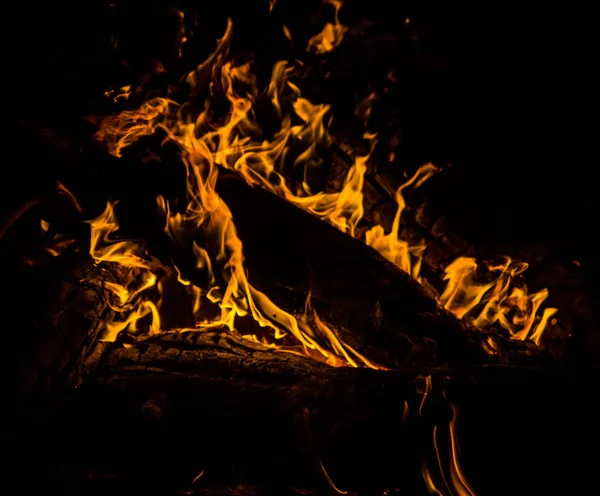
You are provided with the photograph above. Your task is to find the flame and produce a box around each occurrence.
[416,377,476,496]
[430,394,477,496]
[90,14,558,360]
[365,164,440,280]
[440,257,558,344]
[86,201,161,341]
[282,25,292,41]
[91,21,389,368]
[307,0,348,54]
[355,92,377,126]
[445,397,477,496]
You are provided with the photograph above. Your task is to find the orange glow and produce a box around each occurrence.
[417,377,477,495]
[89,14,558,362]
[91,21,389,368]
[365,164,440,280]
[440,257,558,344]
[307,0,348,54]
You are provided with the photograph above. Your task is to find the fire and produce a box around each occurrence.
[365,163,440,280]
[307,0,348,54]
[440,257,558,345]
[88,11,557,367]
[90,25,386,368]
[416,376,477,495]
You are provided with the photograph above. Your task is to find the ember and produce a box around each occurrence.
[11,1,598,495]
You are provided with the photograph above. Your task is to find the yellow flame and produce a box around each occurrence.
[307,0,348,54]
[87,201,150,269]
[440,257,558,343]
[91,16,557,358]
[92,22,388,368]
[355,92,377,126]
[418,378,476,495]
[365,164,440,280]
[446,399,477,496]
[57,181,83,213]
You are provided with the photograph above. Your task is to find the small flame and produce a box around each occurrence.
[307,0,348,54]
[365,164,440,280]
[355,92,377,126]
[282,24,292,41]
[91,21,387,368]
[417,377,477,496]
[445,397,477,496]
[440,257,558,344]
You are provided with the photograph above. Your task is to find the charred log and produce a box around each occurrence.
[17,255,132,413]
[20,329,592,496]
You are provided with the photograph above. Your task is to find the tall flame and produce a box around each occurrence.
[90,14,557,366]
[416,376,477,495]
[365,163,440,280]
[91,20,389,369]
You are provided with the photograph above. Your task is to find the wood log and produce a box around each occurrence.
[13,251,133,413]
[18,330,595,496]
[214,171,550,369]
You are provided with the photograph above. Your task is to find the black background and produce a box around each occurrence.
[7,0,598,260]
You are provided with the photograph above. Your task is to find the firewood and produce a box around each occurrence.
[20,329,581,495]
[215,171,549,369]
[17,256,133,412]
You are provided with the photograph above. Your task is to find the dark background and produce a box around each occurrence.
[7,0,598,259]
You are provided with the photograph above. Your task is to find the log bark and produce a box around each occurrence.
[20,330,592,496]
[16,254,133,413]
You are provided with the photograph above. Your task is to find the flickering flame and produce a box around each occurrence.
[282,25,292,41]
[86,201,161,341]
[90,13,558,363]
[440,257,558,344]
[365,163,440,280]
[91,21,390,368]
[430,396,477,496]
[416,376,476,496]
[445,397,477,496]
[307,0,348,54]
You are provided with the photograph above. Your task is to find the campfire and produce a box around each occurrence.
[12,1,598,495]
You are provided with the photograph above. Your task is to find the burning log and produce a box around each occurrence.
[21,326,582,495]
[214,170,548,368]
[15,179,556,494]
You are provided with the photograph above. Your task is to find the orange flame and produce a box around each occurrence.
[440,257,558,344]
[91,15,558,361]
[417,376,477,496]
[307,0,348,54]
[365,163,440,280]
[91,21,391,368]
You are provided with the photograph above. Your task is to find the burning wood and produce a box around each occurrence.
[13,2,593,495]
[85,14,557,370]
